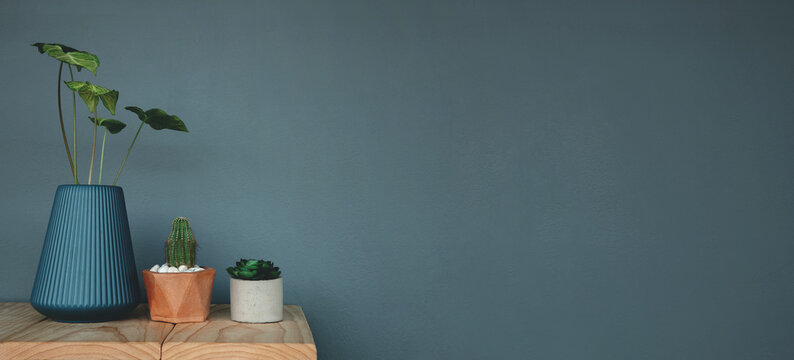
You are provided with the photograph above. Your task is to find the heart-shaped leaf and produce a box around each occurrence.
[32,43,99,75]
[144,108,188,132]
[124,106,188,132]
[78,92,99,114]
[65,81,117,114]
[99,90,119,115]
[88,117,126,134]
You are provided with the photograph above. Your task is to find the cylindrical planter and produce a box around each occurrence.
[142,267,216,323]
[230,277,283,323]
[30,185,140,322]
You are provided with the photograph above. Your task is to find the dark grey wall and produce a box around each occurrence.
[2,0,794,358]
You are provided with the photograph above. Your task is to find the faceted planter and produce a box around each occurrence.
[142,267,216,323]
[30,185,140,322]
[230,277,283,323]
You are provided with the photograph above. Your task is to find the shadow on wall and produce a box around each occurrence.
[133,226,166,303]
[119,143,199,174]
[292,285,361,359]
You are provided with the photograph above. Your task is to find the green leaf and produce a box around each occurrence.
[145,108,188,132]
[78,90,98,114]
[99,90,119,115]
[124,106,146,121]
[64,81,86,92]
[88,117,126,134]
[125,106,189,132]
[237,270,256,278]
[32,43,99,75]
[65,81,116,114]
[64,81,110,95]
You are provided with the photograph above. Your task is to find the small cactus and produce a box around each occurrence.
[165,217,196,267]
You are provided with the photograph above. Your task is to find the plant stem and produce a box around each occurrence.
[57,62,77,183]
[99,128,107,185]
[113,121,144,186]
[88,108,98,185]
[68,64,78,184]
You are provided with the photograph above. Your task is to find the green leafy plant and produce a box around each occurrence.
[33,43,99,184]
[227,259,281,280]
[65,81,118,184]
[165,217,197,267]
[33,42,188,185]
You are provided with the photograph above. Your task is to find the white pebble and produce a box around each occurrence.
[178,265,188,272]
[150,264,160,272]
[162,263,169,269]
[194,267,205,272]
[168,266,179,273]
[157,265,170,273]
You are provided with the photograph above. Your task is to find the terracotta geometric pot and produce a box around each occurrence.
[142,267,216,323]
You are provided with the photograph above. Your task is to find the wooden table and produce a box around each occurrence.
[0,303,316,360]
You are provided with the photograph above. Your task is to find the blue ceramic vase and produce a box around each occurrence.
[30,185,140,322]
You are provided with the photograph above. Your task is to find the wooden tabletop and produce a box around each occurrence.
[0,303,316,360]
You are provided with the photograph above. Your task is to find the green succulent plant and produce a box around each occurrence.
[227,259,281,280]
[165,217,197,267]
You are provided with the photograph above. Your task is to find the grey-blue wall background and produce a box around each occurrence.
[2,0,794,358]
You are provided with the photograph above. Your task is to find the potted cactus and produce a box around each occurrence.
[142,218,216,323]
[227,259,283,323]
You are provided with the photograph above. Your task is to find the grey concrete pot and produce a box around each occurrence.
[230,277,283,323]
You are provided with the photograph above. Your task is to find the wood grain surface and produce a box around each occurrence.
[161,304,316,360]
[0,303,315,359]
[0,303,46,340]
[0,304,173,360]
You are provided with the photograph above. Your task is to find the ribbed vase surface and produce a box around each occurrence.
[30,185,139,322]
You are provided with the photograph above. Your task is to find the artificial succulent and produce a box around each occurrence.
[227,259,281,280]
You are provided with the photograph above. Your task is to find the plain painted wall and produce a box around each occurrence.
[2,0,794,358]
